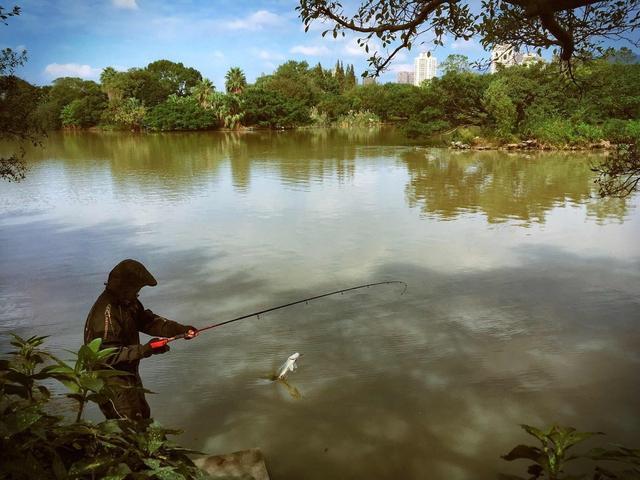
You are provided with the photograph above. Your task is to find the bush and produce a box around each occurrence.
[401,118,450,139]
[334,110,380,128]
[60,96,107,128]
[241,86,310,128]
[145,95,218,131]
[0,334,208,479]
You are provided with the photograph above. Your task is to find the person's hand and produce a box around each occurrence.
[183,326,198,340]
[144,338,170,357]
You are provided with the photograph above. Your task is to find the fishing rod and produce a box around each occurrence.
[150,280,407,349]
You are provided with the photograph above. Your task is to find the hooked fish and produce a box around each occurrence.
[277,352,301,380]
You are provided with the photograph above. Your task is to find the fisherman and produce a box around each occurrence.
[84,259,198,420]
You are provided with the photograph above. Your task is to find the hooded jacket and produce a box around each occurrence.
[84,259,188,375]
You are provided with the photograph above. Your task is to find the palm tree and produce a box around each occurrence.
[225,67,247,94]
[191,78,215,108]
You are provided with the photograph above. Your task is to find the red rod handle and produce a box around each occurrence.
[150,333,186,349]
[150,338,169,349]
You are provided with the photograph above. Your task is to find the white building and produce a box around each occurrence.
[414,52,437,86]
[397,71,415,85]
[491,45,545,73]
[490,45,521,73]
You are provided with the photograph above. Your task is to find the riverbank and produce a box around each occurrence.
[449,138,617,152]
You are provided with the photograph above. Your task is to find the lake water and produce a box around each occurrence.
[1,129,639,479]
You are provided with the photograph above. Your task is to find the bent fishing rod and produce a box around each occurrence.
[150,280,407,349]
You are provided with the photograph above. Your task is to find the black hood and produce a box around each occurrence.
[106,259,157,297]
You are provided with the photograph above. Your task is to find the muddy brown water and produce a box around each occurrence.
[1,129,638,479]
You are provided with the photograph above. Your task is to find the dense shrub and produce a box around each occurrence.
[241,86,310,128]
[145,95,217,131]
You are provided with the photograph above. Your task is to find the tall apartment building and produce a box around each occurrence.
[397,71,415,84]
[414,52,437,86]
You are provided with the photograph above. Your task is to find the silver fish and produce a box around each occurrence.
[277,352,301,380]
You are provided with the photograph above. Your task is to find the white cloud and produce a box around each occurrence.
[290,45,330,56]
[225,10,283,30]
[343,38,381,57]
[212,50,225,59]
[44,63,102,79]
[112,0,138,10]
[253,49,285,61]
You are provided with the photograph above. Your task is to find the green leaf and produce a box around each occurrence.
[521,424,548,443]
[68,456,114,475]
[87,337,103,353]
[502,444,543,462]
[3,405,42,436]
[79,375,104,392]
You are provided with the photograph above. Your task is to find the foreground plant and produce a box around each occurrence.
[501,424,640,480]
[0,334,208,479]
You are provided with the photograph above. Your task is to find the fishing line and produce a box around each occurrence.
[150,280,407,348]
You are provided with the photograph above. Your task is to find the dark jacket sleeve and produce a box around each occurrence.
[136,301,188,338]
[84,300,148,365]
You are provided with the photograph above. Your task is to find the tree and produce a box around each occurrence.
[334,60,345,90]
[145,95,217,131]
[35,77,104,130]
[111,98,147,131]
[241,86,311,128]
[146,59,202,97]
[297,1,640,75]
[60,94,107,128]
[190,78,215,108]
[345,64,357,89]
[440,54,472,74]
[256,61,320,107]
[483,78,517,139]
[225,67,247,94]
[0,5,41,181]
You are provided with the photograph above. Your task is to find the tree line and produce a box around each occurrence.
[2,50,639,146]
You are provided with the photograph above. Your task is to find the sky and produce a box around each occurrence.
[0,0,493,87]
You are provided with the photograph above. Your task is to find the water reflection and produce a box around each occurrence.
[401,149,630,224]
[1,130,639,480]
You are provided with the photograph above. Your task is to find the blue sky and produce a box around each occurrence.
[0,0,498,87]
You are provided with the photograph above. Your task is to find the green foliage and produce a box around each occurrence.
[225,67,247,95]
[0,76,43,181]
[0,334,209,479]
[34,77,104,130]
[241,86,310,128]
[440,54,472,74]
[501,424,640,480]
[60,94,107,128]
[334,110,380,128]
[483,78,517,140]
[145,95,218,131]
[109,98,147,131]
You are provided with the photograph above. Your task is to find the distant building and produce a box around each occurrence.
[414,52,437,86]
[491,45,544,73]
[521,52,543,67]
[362,76,377,86]
[396,71,415,84]
[491,45,520,73]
